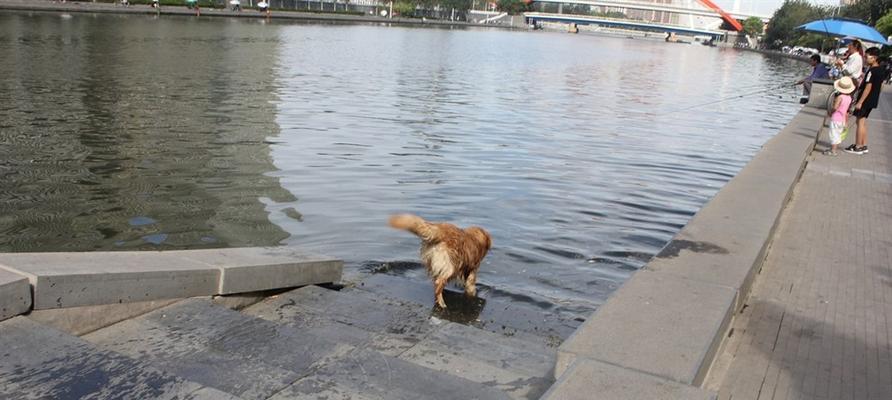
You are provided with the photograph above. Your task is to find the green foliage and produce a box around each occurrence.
[742,16,763,36]
[496,0,529,15]
[392,1,415,15]
[841,0,892,25]
[875,9,892,37]
[764,0,832,49]
[793,33,833,49]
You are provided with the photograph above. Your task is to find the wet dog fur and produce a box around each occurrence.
[389,214,492,308]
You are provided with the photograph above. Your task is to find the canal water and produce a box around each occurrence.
[0,11,805,319]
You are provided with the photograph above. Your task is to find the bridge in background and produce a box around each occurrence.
[522,0,769,36]
[524,12,727,38]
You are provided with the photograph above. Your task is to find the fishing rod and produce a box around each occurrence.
[651,81,798,116]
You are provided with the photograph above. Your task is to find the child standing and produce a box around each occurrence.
[825,77,856,156]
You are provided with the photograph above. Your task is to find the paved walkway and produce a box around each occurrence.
[706,92,892,399]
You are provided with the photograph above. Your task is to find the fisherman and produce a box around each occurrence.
[796,54,829,103]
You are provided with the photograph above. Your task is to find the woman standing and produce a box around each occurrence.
[836,40,864,83]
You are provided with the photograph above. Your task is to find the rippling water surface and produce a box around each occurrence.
[0,11,806,317]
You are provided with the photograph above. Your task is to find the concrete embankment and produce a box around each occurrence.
[0,0,518,28]
[543,104,827,398]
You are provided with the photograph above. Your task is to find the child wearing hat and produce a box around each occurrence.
[825,76,856,156]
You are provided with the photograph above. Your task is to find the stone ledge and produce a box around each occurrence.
[0,269,31,322]
[552,105,824,393]
[556,269,736,385]
[0,251,219,310]
[645,106,822,312]
[0,247,342,311]
[27,298,181,336]
[542,358,716,400]
[177,247,342,295]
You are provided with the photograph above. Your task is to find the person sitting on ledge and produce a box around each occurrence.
[797,54,829,102]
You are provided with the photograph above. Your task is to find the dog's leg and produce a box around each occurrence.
[464,271,477,297]
[434,276,448,308]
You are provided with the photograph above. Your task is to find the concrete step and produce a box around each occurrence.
[540,358,716,400]
[268,346,512,400]
[0,316,240,400]
[353,273,580,346]
[0,247,341,310]
[398,322,556,399]
[83,298,345,400]
[86,296,515,400]
[243,284,439,356]
[245,285,557,399]
[0,268,30,321]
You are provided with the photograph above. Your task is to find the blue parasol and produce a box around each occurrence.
[796,18,889,45]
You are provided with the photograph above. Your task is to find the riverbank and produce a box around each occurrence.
[707,92,892,399]
[741,46,812,62]
[544,100,828,398]
[0,0,519,28]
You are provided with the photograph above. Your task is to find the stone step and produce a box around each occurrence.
[0,268,30,321]
[0,247,341,310]
[86,296,514,400]
[540,358,716,400]
[244,285,557,399]
[242,285,439,356]
[268,346,512,400]
[352,273,580,346]
[83,298,345,400]
[0,316,240,400]
[398,322,556,399]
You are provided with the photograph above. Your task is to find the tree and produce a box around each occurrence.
[742,16,764,37]
[393,1,415,16]
[842,0,892,25]
[763,0,830,49]
[875,9,892,37]
[497,0,529,14]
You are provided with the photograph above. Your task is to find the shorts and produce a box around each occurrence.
[828,121,846,145]
[853,107,874,119]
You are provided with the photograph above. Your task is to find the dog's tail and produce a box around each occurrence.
[389,214,440,243]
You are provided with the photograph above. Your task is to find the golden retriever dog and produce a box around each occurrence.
[389,214,492,308]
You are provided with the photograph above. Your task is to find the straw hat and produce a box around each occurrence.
[834,77,856,94]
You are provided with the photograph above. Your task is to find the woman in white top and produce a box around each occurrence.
[837,40,864,82]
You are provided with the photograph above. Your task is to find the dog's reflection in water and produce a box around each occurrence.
[431,289,486,324]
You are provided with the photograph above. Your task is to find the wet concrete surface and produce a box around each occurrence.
[353,273,579,347]
[0,317,235,400]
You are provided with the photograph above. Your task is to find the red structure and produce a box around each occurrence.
[694,0,743,31]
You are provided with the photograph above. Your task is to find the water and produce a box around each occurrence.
[0,11,805,318]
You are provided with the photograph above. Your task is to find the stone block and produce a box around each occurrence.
[806,78,834,109]
[0,251,219,310]
[556,269,736,386]
[28,298,180,336]
[0,247,343,310]
[177,247,342,294]
[541,358,716,400]
[0,268,31,321]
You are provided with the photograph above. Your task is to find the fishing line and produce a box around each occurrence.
[649,81,798,116]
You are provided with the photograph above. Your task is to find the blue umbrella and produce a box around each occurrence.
[797,18,889,45]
